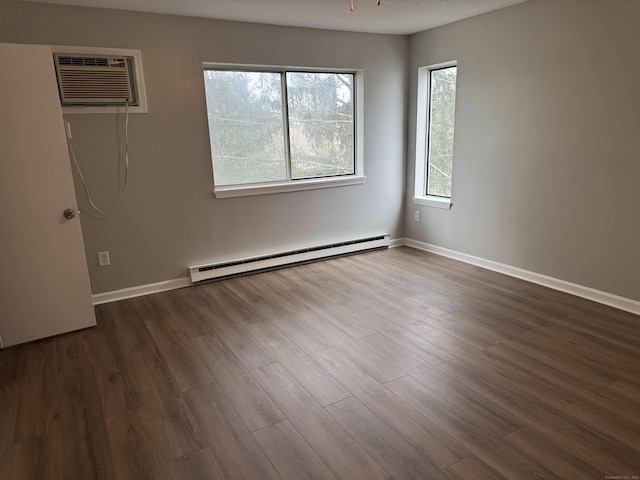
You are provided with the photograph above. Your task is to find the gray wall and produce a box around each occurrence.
[2,0,639,304]
[0,1,407,294]
[406,0,640,302]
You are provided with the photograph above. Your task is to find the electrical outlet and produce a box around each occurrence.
[414,210,420,222]
[98,251,110,267]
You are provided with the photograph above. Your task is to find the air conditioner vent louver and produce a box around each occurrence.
[56,56,111,67]
[53,53,138,106]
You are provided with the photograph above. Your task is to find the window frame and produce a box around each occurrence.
[203,63,365,198]
[413,61,457,210]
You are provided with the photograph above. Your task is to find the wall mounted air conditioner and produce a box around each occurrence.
[52,46,148,114]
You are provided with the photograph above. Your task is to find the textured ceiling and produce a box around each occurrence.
[20,0,528,34]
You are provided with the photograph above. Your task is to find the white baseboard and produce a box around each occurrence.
[402,238,640,316]
[94,236,403,305]
[91,238,640,316]
[389,237,405,248]
[92,277,191,305]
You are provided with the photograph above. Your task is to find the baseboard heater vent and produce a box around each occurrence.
[189,234,390,284]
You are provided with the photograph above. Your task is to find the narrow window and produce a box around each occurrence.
[426,65,457,198]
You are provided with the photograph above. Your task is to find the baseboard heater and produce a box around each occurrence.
[189,234,390,284]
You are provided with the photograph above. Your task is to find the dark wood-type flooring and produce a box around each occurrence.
[1,247,639,479]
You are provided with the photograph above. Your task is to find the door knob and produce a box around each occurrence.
[63,208,76,219]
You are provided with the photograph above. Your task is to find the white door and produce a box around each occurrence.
[0,42,96,347]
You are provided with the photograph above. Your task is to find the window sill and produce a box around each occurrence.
[214,175,366,199]
[413,196,452,210]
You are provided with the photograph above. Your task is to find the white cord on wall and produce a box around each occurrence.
[65,102,130,218]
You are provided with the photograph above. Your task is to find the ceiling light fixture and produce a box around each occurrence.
[350,0,381,12]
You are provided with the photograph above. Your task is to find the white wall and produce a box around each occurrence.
[406,0,640,303]
[0,0,407,294]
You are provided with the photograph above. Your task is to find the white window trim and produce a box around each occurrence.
[414,60,456,209]
[413,195,451,209]
[215,175,366,198]
[205,63,365,199]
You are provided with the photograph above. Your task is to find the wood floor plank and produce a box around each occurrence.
[117,349,161,414]
[375,286,455,322]
[404,320,479,359]
[155,287,217,339]
[225,275,292,321]
[496,335,615,390]
[330,299,406,333]
[55,365,118,479]
[105,300,157,353]
[438,358,640,473]
[418,310,511,350]
[561,401,640,455]
[532,321,640,370]
[200,282,264,326]
[286,283,345,311]
[191,333,285,432]
[357,332,428,373]
[385,375,561,480]
[296,307,406,383]
[184,382,280,480]
[2,246,639,478]
[95,336,204,465]
[0,381,19,480]
[306,301,380,339]
[402,364,522,438]
[557,309,640,350]
[12,342,47,443]
[7,433,63,480]
[243,271,309,314]
[521,327,639,384]
[335,254,412,294]
[144,316,214,393]
[606,380,640,403]
[444,455,510,480]
[326,396,450,480]
[166,448,227,480]
[459,347,580,409]
[253,420,338,480]
[83,329,129,417]
[252,362,392,480]
[504,427,606,479]
[54,328,90,374]
[105,413,167,480]
[360,331,451,372]
[350,294,422,326]
[484,341,629,413]
[315,258,387,299]
[280,266,349,306]
[126,347,206,461]
[262,308,330,354]
[311,348,469,470]
[192,297,275,370]
[247,321,351,406]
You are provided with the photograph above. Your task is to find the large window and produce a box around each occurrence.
[203,66,362,197]
[414,62,458,209]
